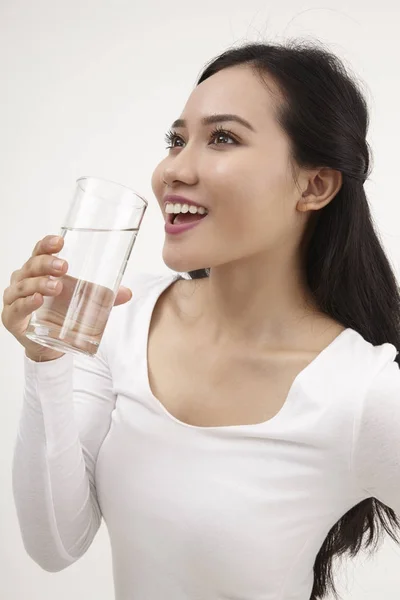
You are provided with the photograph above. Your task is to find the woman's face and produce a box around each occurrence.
[151,65,307,274]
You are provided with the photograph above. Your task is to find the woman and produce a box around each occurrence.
[3,40,400,600]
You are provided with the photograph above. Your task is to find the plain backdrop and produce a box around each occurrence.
[1,1,400,598]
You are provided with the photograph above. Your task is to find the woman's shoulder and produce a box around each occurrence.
[100,271,178,341]
[128,270,180,296]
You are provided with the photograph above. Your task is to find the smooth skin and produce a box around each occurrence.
[1,235,133,362]
[152,65,343,350]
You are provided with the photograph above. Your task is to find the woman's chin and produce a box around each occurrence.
[162,250,209,274]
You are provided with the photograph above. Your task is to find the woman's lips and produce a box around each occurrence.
[164,212,208,235]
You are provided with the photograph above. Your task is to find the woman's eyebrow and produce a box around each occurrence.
[171,114,256,132]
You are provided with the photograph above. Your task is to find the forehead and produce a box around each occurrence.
[181,65,281,128]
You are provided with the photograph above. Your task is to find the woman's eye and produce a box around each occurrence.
[164,132,182,148]
[164,129,237,149]
[212,131,236,145]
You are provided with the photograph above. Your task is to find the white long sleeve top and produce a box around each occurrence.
[12,270,400,600]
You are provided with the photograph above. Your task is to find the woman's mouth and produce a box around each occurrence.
[165,210,208,235]
[165,203,209,224]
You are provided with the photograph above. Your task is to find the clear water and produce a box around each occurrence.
[25,227,138,357]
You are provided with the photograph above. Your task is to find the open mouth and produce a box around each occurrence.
[168,212,208,225]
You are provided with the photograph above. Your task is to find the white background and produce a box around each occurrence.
[1,0,400,598]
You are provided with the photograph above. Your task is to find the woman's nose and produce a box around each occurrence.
[163,148,199,187]
[163,169,198,188]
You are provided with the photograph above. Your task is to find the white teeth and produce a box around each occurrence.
[165,202,208,215]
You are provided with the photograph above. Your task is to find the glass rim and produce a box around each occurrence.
[76,175,148,207]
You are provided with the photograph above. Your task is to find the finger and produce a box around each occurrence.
[1,293,43,329]
[10,268,22,285]
[16,254,68,284]
[114,286,133,306]
[32,234,64,257]
[9,236,66,286]
[3,276,63,306]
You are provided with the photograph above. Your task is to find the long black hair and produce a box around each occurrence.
[182,40,400,600]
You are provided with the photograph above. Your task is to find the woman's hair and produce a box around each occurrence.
[182,40,400,599]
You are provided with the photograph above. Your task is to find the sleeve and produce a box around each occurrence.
[12,338,117,573]
[352,358,400,513]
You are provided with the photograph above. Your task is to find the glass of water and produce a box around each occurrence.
[25,176,147,357]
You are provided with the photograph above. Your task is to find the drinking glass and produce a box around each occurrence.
[25,176,147,357]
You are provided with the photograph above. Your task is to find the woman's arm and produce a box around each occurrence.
[352,358,400,512]
[12,344,116,572]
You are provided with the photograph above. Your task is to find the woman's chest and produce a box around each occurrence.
[95,414,345,599]
[143,276,348,429]
[147,307,319,428]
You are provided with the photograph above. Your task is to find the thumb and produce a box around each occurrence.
[114,286,133,306]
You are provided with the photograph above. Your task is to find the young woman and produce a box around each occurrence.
[4,40,400,600]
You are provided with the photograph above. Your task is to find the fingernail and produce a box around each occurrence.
[47,279,58,289]
[52,258,65,270]
[50,236,61,247]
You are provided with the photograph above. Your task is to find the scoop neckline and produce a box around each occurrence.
[142,272,352,432]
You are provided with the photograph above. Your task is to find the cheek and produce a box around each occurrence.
[202,155,251,200]
[221,159,288,233]
[200,156,265,230]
